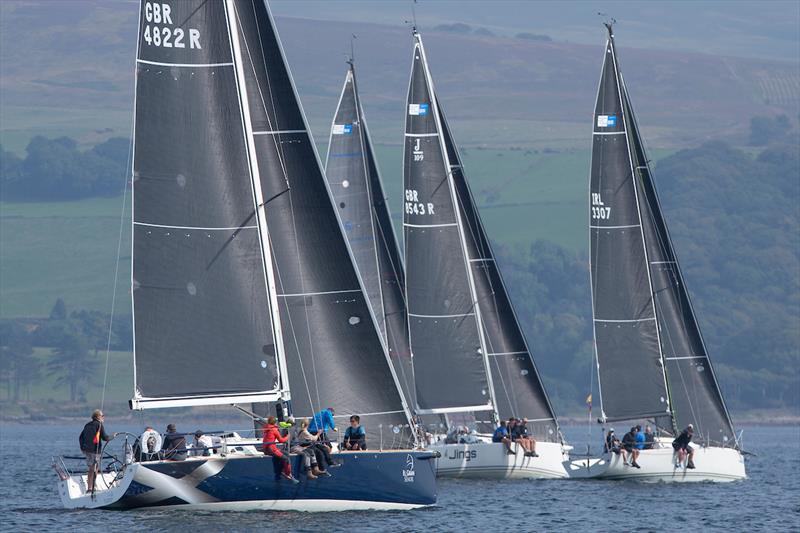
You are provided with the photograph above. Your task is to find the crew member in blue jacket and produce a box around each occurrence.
[308,407,338,444]
[492,419,515,455]
[635,424,646,450]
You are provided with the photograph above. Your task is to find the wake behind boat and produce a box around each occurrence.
[565,22,746,483]
[53,0,436,510]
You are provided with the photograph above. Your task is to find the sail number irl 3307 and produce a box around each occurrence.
[142,2,202,49]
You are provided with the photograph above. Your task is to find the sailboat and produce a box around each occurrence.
[53,0,437,510]
[564,23,746,482]
[401,29,569,479]
[324,59,418,415]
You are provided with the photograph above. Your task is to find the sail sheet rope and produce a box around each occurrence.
[100,90,136,411]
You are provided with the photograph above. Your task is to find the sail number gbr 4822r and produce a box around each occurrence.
[142,2,202,49]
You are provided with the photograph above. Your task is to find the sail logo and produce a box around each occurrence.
[332,124,353,135]
[597,115,617,128]
[402,454,416,482]
[409,103,429,116]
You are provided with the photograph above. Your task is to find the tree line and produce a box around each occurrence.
[0,137,129,201]
[0,299,131,403]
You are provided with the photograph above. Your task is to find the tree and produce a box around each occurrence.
[47,331,96,402]
[50,297,67,320]
[0,321,40,401]
[749,114,791,146]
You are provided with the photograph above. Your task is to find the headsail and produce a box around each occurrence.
[228,0,413,446]
[131,0,282,409]
[403,32,494,415]
[325,64,416,408]
[588,25,671,423]
[438,102,560,441]
[621,65,736,445]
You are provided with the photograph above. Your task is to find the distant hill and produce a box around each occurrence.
[1,2,798,153]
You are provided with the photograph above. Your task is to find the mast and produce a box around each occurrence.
[438,101,561,441]
[225,0,289,402]
[588,22,672,425]
[620,68,736,445]
[403,30,497,420]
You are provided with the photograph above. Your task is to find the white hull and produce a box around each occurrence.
[432,441,569,479]
[565,444,746,482]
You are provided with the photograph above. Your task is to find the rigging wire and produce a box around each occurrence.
[100,119,134,411]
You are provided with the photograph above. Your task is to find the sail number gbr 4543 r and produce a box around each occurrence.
[142,2,202,49]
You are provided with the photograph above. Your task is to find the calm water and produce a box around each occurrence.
[1,422,798,532]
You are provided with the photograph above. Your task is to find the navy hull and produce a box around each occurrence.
[100,450,437,511]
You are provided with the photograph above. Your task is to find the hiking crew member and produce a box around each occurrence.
[672,424,696,469]
[604,428,627,464]
[492,420,515,455]
[343,415,367,450]
[263,416,299,483]
[297,419,337,473]
[517,418,539,457]
[79,409,114,495]
[622,427,641,468]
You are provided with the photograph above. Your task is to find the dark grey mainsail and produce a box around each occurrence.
[131,0,282,408]
[438,103,560,441]
[591,24,737,446]
[589,24,671,423]
[229,0,413,446]
[404,31,495,414]
[132,0,413,447]
[621,68,736,446]
[325,64,416,408]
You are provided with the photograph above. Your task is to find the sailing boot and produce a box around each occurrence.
[686,460,696,469]
[306,470,318,480]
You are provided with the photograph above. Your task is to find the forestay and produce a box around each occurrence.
[229,0,413,446]
[403,32,493,414]
[325,64,417,410]
[438,102,560,441]
[589,27,672,423]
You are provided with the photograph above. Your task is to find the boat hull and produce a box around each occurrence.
[564,445,746,482]
[431,441,568,479]
[57,450,437,510]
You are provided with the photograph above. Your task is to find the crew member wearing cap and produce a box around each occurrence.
[671,424,696,469]
[192,430,214,457]
[604,428,628,464]
[162,423,187,461]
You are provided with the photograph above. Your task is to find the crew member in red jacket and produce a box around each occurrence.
[262,416,299,484]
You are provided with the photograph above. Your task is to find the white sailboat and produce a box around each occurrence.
[401,29,569,479]
[565,23,746,483]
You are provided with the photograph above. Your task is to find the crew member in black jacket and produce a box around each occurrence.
[79,409,114,495]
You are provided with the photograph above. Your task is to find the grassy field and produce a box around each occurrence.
[3,348,133,405]
[0,148,673,318]
[0,196,131,317]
